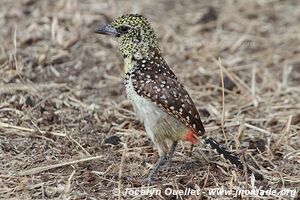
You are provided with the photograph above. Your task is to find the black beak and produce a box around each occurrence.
[94,24,119,37]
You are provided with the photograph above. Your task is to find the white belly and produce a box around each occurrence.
[125,77,163,141]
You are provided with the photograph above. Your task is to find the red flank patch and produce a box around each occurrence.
[182,129,198,144]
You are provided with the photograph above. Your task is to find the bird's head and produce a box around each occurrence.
[95,14,159,59]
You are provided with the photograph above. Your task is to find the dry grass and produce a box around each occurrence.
[1,0,300,199]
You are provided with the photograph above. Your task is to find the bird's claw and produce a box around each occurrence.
[161,159,172,169]
[141,177,158,185]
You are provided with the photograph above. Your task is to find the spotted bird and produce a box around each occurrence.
[94,14,262,184]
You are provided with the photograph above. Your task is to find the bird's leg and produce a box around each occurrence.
[142,155,166,184]
[163,141,178,168]
[188,144,194,157]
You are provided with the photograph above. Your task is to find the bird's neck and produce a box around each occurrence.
[124,56,134,73]
[123,46,161,73]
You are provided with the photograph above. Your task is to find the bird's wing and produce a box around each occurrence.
[130,63,205,136]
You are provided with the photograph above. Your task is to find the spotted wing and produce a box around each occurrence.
[130,64,205,136]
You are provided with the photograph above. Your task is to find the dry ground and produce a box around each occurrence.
[0,0,300,199]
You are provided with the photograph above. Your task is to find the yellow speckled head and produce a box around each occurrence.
[95,14,159,59]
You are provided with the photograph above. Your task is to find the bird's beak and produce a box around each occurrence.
[94,24,119,37]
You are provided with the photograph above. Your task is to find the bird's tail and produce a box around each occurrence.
[200,136,263,180]
[201,136,243,169]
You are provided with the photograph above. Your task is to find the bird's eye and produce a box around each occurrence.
[118,25,130,34]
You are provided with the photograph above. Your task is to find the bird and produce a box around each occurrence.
[94,14,260,183]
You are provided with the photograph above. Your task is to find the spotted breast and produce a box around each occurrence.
[127,49,205,137]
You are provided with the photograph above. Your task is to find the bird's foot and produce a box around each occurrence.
[161,157,172,169]
[141,176,158,185]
